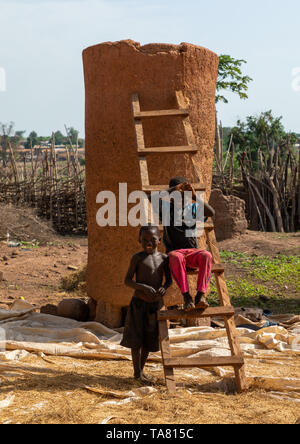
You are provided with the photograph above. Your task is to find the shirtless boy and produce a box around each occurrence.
[120,224,172,382]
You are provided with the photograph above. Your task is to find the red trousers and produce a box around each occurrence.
[168,249,212,295]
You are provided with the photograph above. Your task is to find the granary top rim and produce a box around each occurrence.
[82,39,218,59]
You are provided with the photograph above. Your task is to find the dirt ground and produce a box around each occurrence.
[0,204,59,245]
[219,230,300,257]
[0,237,88,310]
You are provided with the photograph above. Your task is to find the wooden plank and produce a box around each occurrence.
[175,90,203,184]
[205,227,248,391]
[205,229,230,305]
[139,157,151,219]
[131,93,145,151]
[224,316,248,392]
[142,183,206,193]
[175,90,188,110]
[139,158,150,188]
[134,109,189,119]
[158,310,176,393]
[131,94,150,189]
[138,145,198,155]
[164,355,244,368]
[157,306,234,321]
[175,91,196,146]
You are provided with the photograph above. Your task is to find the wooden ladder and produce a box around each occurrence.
[131,91,247,393]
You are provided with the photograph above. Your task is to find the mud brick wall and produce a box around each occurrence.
[83,40,219,327]
[209,189,248,241]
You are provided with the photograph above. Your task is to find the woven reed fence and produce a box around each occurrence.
[0,139,87,235]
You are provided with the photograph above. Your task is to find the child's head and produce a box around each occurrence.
[169,176,190,206]
[139,224,161,254]
[169,176,188,188]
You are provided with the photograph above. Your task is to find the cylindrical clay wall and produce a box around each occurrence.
[83,40,219,327]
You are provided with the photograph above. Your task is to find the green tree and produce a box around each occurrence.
[25,131,39,149]
[216,55,253,104]
[77,138,84,148]
[65,126,79,146]
[231,111,297,163]
[215,55,253,173]
[54,130,65,145]
[0,122,14,165]
[11,130,26,146]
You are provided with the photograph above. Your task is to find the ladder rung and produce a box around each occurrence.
[157,306,234,321]
[188,264,225,275]
[134,109,189,119]
[142,183,206,193]
[164,355,244,368]
[138,145,198,155]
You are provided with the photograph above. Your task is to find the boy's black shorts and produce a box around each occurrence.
[120,297,163,352]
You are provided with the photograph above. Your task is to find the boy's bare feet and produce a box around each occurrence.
[134,372,153,384]
[183,293,195,311]
[140,371,153,382]
[195,292,209,309]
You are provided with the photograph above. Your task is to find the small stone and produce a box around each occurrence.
[57,299,89,322]
[40,304,58,316]
[67,265,78,271]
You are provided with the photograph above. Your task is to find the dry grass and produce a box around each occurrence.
[0,353,299,424]
[60,265,87,293]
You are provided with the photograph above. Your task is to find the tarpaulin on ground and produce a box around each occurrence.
[0,300,299,394]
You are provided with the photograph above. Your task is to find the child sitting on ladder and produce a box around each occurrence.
[121,224,172,383]
[151,176,215,311]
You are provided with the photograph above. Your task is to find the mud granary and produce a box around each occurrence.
[83,40,219,327]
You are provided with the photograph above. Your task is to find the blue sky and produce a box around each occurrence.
[0,0,299,137]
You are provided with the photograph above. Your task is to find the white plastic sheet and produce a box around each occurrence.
[0,302,299,395]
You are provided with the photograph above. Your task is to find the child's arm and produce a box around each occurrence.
[125,254,158,302]
[176,182,215,218]
[157,255,173,297]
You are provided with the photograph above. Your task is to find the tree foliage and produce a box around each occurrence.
[217,55,253,104]
[54,130,65,145]
[24,131,39,149]
[0,122,15,164]
[231,111,297,162]
[23,127,84,148]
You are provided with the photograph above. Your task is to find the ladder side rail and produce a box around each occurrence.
[158,308,176,393]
